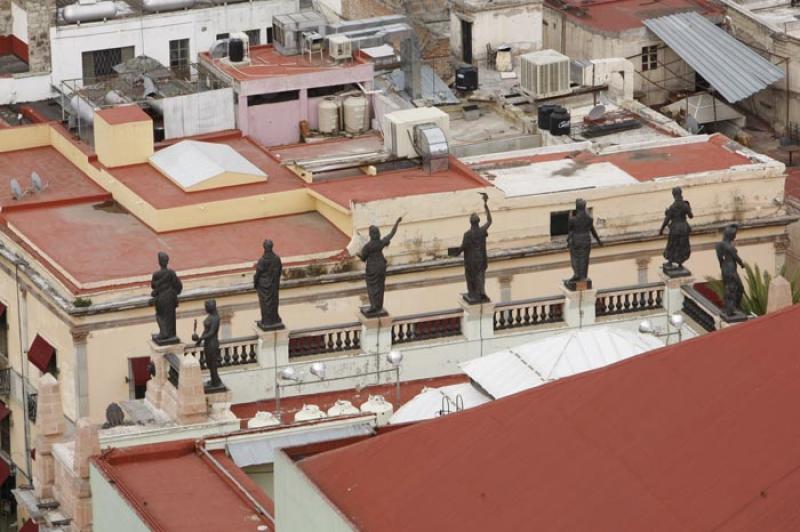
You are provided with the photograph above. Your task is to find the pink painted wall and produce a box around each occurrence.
[247,99,302,146]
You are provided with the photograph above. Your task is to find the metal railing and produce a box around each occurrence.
[494,296,565,331]
[185,335,259,370]
[596,283,664,317]
[681,285,719,332]
[391,310,463,344]
[288,323,361,358]
[0,368,9,397]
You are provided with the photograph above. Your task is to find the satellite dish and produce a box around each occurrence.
[10,179,24,201]
[685,116,702,134]
[587,104,606,121]
[31,171,45,193]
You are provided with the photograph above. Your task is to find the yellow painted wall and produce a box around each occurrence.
[0,123,50,153]
[93,114,154,168]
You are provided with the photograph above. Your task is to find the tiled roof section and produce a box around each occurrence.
[546,0,723,33]
[4,205,348,287]
[477,134,753,182]
[201,44,368,81]
[299,304,800,531]
[92,440,273,532]
[95,105,151,125]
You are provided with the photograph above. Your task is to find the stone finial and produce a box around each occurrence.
[176,355,208,424]
[767,275,793,314]
[36,373,65,436]
[73,418,100,479]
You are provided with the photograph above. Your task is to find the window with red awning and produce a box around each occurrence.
[27,335,55,374]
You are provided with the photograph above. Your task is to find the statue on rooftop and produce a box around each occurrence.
[716,224,746,318]
[449,193,492,303]
[565,198,602,290]
[357,217,402,317]
[254,239,284,331]
[150,251,183,345]
[659,186,693,276]
[192,299,225,391]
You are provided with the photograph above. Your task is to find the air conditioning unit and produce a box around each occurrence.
[327,34,352,60]
[520,49,571,99]
[301,31,324,53]
[383,107,450,159]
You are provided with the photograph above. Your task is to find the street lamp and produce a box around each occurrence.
[638,313,686,344]
[386,350,403,405]
[309,362,326,380]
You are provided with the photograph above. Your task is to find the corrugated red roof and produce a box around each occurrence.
[92,440,273,532]
[299,304,800,531]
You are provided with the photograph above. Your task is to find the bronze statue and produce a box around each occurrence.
[192,299,225,391]
[449,193,492,303]
[565,199,602,290]
[357,217,402,316]
[151,252,182,345]
[660,187,693,275]
[716,224,745,318]
[254,239,284,330]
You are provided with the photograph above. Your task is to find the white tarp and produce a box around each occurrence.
[389,383,491,425]
[149,140,266,189]
[162,87,236,140]
[490,161,638,197]
[461,326,664,399]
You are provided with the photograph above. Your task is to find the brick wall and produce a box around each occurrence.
[21,0,54,73]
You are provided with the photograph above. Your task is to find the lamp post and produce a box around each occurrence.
[274,366,301,423]
[386,350,403,406]
[639,313,686,344]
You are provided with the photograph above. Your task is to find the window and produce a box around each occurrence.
[81,46,135,81]
[641,45,658,72]
[307,84,356,98]
[129,357,152,400]
[0,303,8,367]
[216,32,230,40]
[0,404,10,454]
[550,210,571,238]
[245,29,261,46]
[266,27,274,44]
[247,90,300,106]
[169,38,190,79]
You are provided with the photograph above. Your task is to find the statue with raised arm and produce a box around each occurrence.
[254,239,284,331]
[716,224,746,318]
[660,186,693,276]
[449,193,492,303]
[565,198,602,290]
[357,217,402,317]
[192,299,224,391]
[151,251,183,345]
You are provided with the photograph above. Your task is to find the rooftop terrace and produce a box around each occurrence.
[546,0,723,32]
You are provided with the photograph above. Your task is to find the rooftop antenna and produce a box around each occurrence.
[30,171,47,194]
[587,104,606,121]
[10,179,25,201]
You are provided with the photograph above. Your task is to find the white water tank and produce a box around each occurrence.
[69,95,97,125]
[318,97,340,134]
[327,399,359,417]
[342,95,368,134]
[294,404,327,423]
[360,395,394,426]
[247,411,280,429]
[142,0,196,12]
[62,1,118,23]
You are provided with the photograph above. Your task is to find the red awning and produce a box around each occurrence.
[130,357,152,387]
[0,302,6,318]
[27,335,55,373]
[20,519,39,532]
[0,459,9,487]
[0,401,9,422]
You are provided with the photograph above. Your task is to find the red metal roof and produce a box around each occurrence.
[546,0,723,33]
[299,304,800,531]
[92,440,274,532]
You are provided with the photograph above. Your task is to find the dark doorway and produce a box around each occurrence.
[461,19,473,64]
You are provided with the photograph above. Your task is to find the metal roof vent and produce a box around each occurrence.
[412,123,449,173]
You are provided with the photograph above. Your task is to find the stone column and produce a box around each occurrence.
[767,275,793,314]
[774,237,789,275]
[636,256,651,285]
[167,355,208,425]
[0,0,11,36]
[70,330,90,419]
[22,0,55,74]
[659,271,693,316]
[144,341,181,411]
[358,313,393,355]
[498,275,512,303]
[255,326,289,369]
[459,298,495,359]
[69,418,99,532]
[32,374,64,499]
[560,287,597,328]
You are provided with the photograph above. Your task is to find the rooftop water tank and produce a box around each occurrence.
[62,1,118,23]
[247,411,280,429]
[360,395,393,426]
[294,404,327,423]
[229,38,245,63]
[549,107,571,136]
[142,0,196,12]
[342,95,367,134]
[327,399,359,417]
[318,96,340,134]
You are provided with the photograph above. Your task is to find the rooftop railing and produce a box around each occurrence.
[596,283,664,317]
[184,335,259,370]
[493,296,565,331]
[392,309,463,344]
[288,323,361,359]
